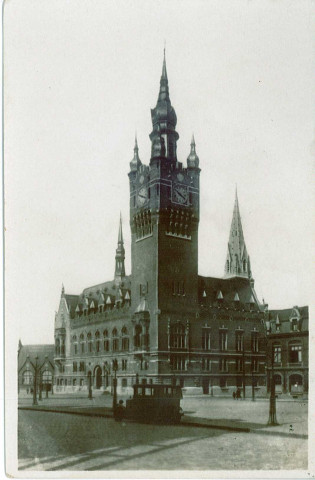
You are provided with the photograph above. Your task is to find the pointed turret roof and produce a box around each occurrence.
[224,189,251,279]
[114,213,126,285]
[150,49,178,146]
[187,134,200,168]
[129,134,142,172]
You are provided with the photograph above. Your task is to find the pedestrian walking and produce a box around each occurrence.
[115,400,125,422]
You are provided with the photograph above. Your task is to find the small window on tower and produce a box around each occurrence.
[156,184,160,197]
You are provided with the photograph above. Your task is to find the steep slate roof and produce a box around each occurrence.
[268,306,308,334]
[65,276,132,318]
[64,294,80,317]
[18,344,55,372]
[198,275,262,311]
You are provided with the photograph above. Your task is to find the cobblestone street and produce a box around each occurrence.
[18,394,308,471]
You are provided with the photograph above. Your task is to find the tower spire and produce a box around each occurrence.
[150,49,179,163]
[224,190,251,279]
[114,213,126,285]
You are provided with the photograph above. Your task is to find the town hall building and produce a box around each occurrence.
[53,52,272,396]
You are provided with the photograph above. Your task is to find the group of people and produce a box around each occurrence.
[233,387,242,400]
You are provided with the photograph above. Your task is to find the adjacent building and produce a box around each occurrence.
[18,340,55,394]
[265,306,309,395]
[53,52,268,396]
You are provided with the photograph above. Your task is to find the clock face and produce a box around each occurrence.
[172,184,188,205]
[137,186,148,206]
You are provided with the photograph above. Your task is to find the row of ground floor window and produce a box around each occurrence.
[54,373,269,395]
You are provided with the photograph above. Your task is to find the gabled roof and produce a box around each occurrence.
[18,344,55,372]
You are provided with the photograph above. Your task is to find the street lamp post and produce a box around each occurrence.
[112,359,118,416]
[251,355,255,402]
[38,371,42,401]
[268,349,278,425]
[32,356,38,406]
[242,344,246,399]
[88,372,93,400]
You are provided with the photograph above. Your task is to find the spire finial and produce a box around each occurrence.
[161,45,167,80]
[61,283,65,296]
[118,212,123,244]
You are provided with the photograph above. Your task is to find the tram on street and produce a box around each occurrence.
[124,383,183,424]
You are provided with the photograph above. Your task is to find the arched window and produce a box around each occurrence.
[60,338,65,355]
[73,335,78,355]
[103,330,109,351]
[80,333,85,354]
[95,331,100,352]
[42,370,52,384]
[87,332,93,353]
[112,328,119,352]
[55,338,60,355]
[171,323,185,349]
[121,326,129,351]
[22,370,33,385]
[134,324,142,348]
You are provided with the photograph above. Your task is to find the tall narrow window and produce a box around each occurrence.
[273,345,281,363]
[122,326,129,351]
[251,333,259,353]
[202,327,211,350]
[219,331,228,351]
[289,344,302,363]
[112,328,119,352]
[235,331,244,352]
[95,331,100,353]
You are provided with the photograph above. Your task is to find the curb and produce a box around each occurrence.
[18,406,250,433]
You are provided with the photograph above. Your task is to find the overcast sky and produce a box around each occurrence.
[4,0,314,345]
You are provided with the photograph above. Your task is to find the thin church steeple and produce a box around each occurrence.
[114,213,126,285]
[224,189,251,279]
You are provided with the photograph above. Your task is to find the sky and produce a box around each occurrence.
[4,0,315,345]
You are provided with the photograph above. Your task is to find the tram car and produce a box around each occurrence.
[125,383,183,424]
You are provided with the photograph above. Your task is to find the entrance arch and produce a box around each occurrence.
[94,366,102,389]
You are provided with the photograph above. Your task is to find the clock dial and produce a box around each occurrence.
[172,184,188,205]
[137,186,148,206]
[139,175,144,184]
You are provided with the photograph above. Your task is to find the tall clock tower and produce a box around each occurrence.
[128,51,200,375]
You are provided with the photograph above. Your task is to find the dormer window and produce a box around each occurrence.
[291,318,298,332]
